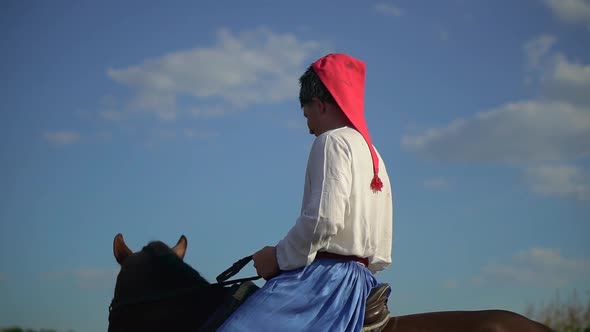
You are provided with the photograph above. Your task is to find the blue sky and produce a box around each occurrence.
[1,1,589,331]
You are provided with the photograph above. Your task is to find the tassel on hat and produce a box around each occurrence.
[311,53,383,192]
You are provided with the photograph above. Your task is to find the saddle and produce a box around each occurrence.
[363,283,392,332]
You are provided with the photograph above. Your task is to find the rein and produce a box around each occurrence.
[109,255,260,314]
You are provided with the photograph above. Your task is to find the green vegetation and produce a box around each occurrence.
[1,329,51,332]
[525,290,590,332]
[0,328,73,332]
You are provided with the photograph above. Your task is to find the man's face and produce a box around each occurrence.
[302,100,322,136]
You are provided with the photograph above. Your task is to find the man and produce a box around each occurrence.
[218,53,393,331]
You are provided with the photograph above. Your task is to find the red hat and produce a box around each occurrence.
[312,53,383,192]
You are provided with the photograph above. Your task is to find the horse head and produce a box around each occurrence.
[108,233,227,332]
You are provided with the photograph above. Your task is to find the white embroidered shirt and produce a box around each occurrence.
[276,127,393,274]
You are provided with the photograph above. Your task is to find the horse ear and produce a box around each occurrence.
[113,233,133,265]
[172,235,187,260]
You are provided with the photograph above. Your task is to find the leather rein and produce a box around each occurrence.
[109,255,260,314]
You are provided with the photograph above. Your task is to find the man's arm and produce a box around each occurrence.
[275,134,352,271]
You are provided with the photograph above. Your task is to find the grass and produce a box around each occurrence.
[525,289,590,332]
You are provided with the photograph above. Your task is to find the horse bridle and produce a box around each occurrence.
[109,255,261,314]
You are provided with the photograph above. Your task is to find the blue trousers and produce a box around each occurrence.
[217,258,378,332]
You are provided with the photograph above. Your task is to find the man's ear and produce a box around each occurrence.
[312,97,327,115]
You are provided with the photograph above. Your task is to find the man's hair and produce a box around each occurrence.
[298,66,337,107]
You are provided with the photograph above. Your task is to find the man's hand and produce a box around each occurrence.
[253,246,280,280]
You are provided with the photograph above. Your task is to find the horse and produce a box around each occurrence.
[108,233,554,332]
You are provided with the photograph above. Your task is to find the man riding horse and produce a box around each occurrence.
[218,53,394,331]
[110,234,554,332]
[109,54,554,331]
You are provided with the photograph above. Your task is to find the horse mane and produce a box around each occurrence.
[142,240,210,286]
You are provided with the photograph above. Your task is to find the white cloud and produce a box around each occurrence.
[402,35,590,201]
[544,0,590,27]
[544,54,590,105]
[404,35,590,165]
[130,92,177,122]
[553,55,590,87]
[524,34,556,70]
[524,34,590,100]
[183,128,217,140]
[524,36,590,106]
[98,95,129,121]
[375,3,406,17]
[402,100,590,163]
[41,268,118,289]
[100,110,126,121]
[97,131,113,141]
[423,177,449,189]
[443,279,458,289]
[479,248,590,287]
[43,131,80,145]
[190,106,228,118]
[107,26,327,121]
[40,270,68,280]
[470,276,483,287]
[154,129,176,141]
[525,165,590,201]
[74,268,118,289]
[437,28,450,42]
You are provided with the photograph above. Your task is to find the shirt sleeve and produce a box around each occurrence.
[275,134,352,271]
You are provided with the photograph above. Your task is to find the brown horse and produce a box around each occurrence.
[108,233,553,332]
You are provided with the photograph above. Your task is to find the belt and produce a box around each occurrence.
[316,251,369,268]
